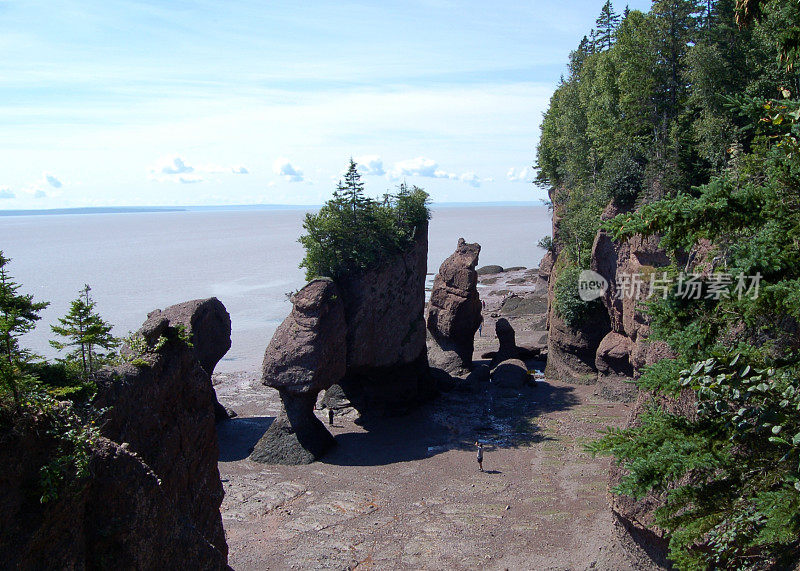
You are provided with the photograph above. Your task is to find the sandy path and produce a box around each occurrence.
[214,269,659,570]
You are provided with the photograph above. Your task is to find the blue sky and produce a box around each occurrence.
[0,0,652,208]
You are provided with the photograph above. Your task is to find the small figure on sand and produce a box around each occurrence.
[328,408,334,426]
[476,441,484,472]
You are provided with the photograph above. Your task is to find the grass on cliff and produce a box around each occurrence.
[299,159,431,281]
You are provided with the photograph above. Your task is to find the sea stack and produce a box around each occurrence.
[250,279,346,464]
[426,238,483,376]
[334,223,433,414]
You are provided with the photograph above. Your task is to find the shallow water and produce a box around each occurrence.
[0,204,551,372]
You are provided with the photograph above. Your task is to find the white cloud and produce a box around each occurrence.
[0,188,14,199]
[388,157,489,187]
[354,155,385,176]
[507,166,532,182]
[44,173,62,188]
[160,156,194,175]
[389,157,454,180]
[459,172,481,188]
[149,156,249,184]
[273,158,304,182]
[34,189,46,198]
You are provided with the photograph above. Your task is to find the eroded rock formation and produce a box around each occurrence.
[251,279,346,464]
[335,224,433,414]
[94,303,229,559]
[2,299,232,567]
[426,238,482,376]
[0,430,228,570]
[148,297,233,420]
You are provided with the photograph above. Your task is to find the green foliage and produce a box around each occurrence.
[50,284,118,381]
[591,57,800,571]
[545,1,800,566]
[299,159,431,280]
[536,235,555,253]
[0,252,49,404]
[553,265,603,328]
[27,361,95,403]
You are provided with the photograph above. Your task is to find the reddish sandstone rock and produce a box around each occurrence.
[145,297,233,420]
[251,279,346,464]
[426,238,483,375]
[336,224,433,414]
[0,427,227,569]
[95,313,228,559]
[595,331,633,377]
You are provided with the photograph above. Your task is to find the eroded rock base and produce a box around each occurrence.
[250,392,335,464]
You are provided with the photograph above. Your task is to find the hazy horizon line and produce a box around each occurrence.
[0,200,548,217]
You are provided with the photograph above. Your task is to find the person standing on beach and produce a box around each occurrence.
[328,408,334,426]
[476,441,484,472]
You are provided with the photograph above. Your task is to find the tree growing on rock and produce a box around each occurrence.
[0,252,49,404]
[50,284,118,381]
[299,159,431,280]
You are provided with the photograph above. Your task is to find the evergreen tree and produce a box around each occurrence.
[336,158,370,215]
[0,252,49,403]
[299,160,430,280]
[50,284,117,380]
[593,1,621,51]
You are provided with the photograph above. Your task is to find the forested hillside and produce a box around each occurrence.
[536,0,800,568]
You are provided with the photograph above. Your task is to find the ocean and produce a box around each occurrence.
[0,204,551,372]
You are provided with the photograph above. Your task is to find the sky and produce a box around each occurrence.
[0,0,653,208]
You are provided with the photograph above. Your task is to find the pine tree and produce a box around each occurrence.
[593,1,621,51]
[50,284,117,380]
[336,158,369,215]
[0,252,49,403]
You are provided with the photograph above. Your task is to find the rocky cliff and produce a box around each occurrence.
[0,298,231,567]
[0,429,228,569]
[538,198,690,565]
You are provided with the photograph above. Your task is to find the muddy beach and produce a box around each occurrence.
[213,268,657,570]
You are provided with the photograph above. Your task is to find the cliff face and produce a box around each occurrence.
[335,223,432,413]
[1,299,231,568]
[0,431,228,570]
[543,202,610,385]
[540,197,707,564]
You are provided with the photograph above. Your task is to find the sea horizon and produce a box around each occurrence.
[0,200,547,217]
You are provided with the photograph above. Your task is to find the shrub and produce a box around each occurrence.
[553,265,603,328]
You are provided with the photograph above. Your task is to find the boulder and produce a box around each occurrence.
[145,298,232,421]
[466,363,490,391]
[536,251,555,290]
[426,238,483,374]
[595,331,633,377]
[336,224,433,414]
[94,313,228,559]
[476,264,504,276]
[491,359,529,389]
[252,279,347,464]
